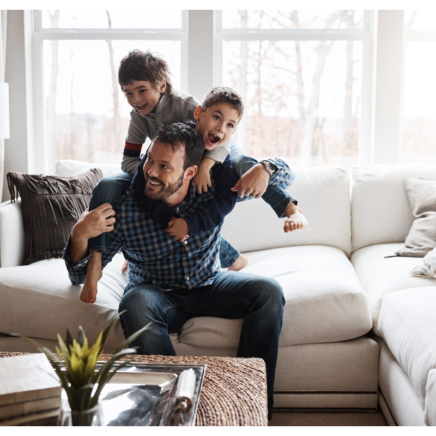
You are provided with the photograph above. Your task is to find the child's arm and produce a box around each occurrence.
[193,157,215,194]
[166,155,239,241]
[193,136,233,194]
[121,110,152,174]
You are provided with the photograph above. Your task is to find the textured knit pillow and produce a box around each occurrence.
[7,169,103,265]
[396,178,436,257]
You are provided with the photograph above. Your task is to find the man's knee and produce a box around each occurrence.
[251,276,285,309]
[119,287,162,325]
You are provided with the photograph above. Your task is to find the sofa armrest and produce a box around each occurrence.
[0,200,24,267]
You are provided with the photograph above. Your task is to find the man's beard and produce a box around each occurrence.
[144,173,185,200]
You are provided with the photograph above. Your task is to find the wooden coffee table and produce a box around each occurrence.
[0,352,268,426]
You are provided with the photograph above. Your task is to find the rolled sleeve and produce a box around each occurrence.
[62,236,92,285]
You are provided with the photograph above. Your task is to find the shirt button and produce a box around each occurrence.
[184,240,188,244]
[176,207,180,212]
[185,276,190,281]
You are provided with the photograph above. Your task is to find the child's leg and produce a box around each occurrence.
[230,144,308,232]
[220,236,248,271]
[81,172,133,304]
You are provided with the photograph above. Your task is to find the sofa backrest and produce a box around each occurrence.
[222,166,352,256]
[351,164,436,253]
[57,160,353,256]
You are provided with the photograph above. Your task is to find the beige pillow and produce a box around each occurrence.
[396,178,436,257]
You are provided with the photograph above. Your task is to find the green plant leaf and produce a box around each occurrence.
[77,326,86,347]
[65,329,74,348]
[112,322,151,355]
[99,311,125,354]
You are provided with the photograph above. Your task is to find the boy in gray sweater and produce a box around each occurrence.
[80,49,307,304]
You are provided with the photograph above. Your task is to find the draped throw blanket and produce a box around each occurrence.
[7,169,103,265]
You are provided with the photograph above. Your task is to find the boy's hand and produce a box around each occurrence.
[167,218,190,243]
[231,163,269,199]
[193,157,216,194]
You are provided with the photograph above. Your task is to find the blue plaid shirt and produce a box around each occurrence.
[64,179,237,294]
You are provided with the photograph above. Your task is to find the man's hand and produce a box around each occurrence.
[167,217,190,243]
[72,203,116,243]
[231,163,270,199]
[193,158,215,194]
[69,203,116,264]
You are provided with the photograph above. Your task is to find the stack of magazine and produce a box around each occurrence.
[0,354,62,426]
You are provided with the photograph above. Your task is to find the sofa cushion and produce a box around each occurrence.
[425,369,436,426]
[351,164,436,252]
[396,178,436,257]
[55,159,121,178]
[6,169,102,265]
[174,245,372,348]
[0,255,127,349]
[223,166,352,256]
[351,243,436,334]
[378,287,436,409]
[0,245,371,350]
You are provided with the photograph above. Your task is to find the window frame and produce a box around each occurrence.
[213,10,375,164]
[400,18,436,162]
[31,10,189,174]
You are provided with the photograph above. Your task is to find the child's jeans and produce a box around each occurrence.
[88,145,296,268]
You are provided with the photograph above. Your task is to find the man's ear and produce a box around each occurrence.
[184,165,198,181]
[193,105,202,121]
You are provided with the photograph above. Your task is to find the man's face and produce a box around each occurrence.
[194,102,240,151]
[143,140,186,201]
[122,79,165,116]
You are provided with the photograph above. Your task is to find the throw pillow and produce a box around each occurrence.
[396,177,436,257]
[7,169,103,265]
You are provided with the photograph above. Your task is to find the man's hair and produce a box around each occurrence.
[152,123,204,170]
[201,86,244,118]
[118,49,173,95]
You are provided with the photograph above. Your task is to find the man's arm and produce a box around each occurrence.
[63,204,118,285]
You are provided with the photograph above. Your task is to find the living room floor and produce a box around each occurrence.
[269,411,387,426]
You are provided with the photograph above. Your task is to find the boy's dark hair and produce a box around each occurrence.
[118,49,173,95]
[201,86,244,118]
[152,123,204,170]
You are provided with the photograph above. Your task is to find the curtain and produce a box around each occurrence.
[0,10,7,202]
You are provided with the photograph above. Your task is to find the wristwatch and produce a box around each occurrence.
[259,160,277,178]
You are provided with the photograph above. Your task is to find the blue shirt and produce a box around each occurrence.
[63,160,239,294]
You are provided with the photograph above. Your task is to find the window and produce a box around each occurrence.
[401,10,436,163]
[215,10,372,167]
[33,10,186,173]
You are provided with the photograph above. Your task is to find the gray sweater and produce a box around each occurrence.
[122,89,231,174]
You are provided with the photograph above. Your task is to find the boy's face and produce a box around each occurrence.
[194,102,240,151]
[122,80,166,116]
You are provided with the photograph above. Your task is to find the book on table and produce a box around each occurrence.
[0,353,61,421]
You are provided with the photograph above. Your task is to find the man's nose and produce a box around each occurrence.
[147,163,159,178]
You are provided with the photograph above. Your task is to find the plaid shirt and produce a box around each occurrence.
[63,180,236,294]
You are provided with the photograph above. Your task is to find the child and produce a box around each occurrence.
[81,50,307,304]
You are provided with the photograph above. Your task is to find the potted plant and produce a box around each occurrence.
[23,310,150,426]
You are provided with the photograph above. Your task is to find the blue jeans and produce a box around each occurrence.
[118,271,285,416]
[88,172,133,252]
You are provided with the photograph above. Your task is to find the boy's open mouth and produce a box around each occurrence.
[208,133,221,144]
[137,103,147,110]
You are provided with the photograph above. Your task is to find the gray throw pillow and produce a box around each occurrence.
[396,177,436,257]
[7,169,103,265]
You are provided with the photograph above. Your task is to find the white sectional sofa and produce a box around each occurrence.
[0,160,435,424]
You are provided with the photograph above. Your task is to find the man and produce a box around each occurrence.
[64,123,284,417]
